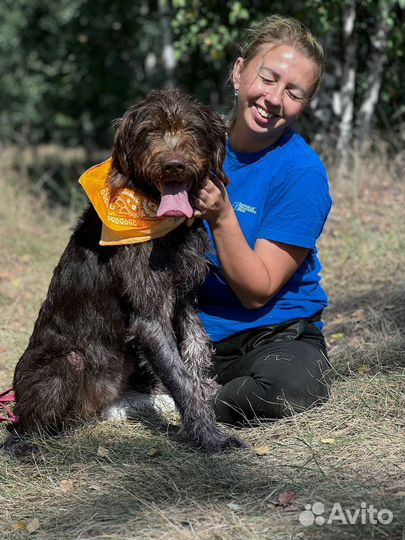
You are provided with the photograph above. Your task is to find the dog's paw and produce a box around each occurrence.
[1,434,38,459]
[220,434,249,450]
[200,433,248,453]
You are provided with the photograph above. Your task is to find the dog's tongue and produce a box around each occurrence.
[157,182,193,218]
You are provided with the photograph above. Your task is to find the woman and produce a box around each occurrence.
[194,15,333,425]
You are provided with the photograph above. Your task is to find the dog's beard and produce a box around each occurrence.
[156,181,194,218]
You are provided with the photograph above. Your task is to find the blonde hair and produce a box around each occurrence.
[228,16,325,128]
[238,15,325,99]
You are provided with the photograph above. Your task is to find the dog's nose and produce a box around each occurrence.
[163,160,186,174]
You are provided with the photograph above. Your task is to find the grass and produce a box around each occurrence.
[0,145,404,540]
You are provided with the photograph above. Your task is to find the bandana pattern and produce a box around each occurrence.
[79,158,190,245]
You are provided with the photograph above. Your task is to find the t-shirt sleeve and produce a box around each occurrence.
[257,166,332,249]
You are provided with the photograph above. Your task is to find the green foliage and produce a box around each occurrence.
[171,0,404,143]
[0,0,403,148]
[172,0,249,63]
[0,0,164,148]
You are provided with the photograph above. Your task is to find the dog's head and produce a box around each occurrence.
[108,88,228,218]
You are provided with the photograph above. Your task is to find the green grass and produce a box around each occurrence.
[0,146,404,540]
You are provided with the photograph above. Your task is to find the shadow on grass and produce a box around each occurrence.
[1,391,403,540]
[6,421,402,540]
[0,422,283,538]
[324,282,405,376]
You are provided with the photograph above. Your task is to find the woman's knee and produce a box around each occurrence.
[254,346,333,416]
[276,377,331,416]
[212,343,332,424]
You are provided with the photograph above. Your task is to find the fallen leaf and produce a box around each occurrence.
[0,346,7,353]
[148,448,161,457]
[321,438,336,445]
[26,518,40,534]
[227,502,242,511]
[357,365,371,375]
[14,521,26,530]
[59,479,74,492]
[97,446,110,457]
[254,445,270,456]
[278,490,296,507]
[330,333,345,342]
[351,309,366,319]
[89,484,103,491]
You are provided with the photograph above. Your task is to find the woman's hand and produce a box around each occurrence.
[194,176,233,227]
[193,175,308,309]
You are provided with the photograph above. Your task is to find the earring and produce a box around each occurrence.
[234,89,239,97]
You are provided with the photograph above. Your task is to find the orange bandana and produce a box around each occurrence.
[79,158,192,246]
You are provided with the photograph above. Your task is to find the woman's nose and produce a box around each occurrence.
[264,84,284,107]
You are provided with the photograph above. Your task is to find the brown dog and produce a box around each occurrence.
[4,88,245,456]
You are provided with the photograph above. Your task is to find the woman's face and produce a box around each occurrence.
[231,44,317,152]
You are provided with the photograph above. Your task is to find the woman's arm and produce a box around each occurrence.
[194,177,308,309]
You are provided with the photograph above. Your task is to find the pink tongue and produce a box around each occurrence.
[157,182,193,218]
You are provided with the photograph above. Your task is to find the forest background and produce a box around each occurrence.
[0,2,404,539]
[1,0,404,160]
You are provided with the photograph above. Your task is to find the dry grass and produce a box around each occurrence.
[0,145,404,540]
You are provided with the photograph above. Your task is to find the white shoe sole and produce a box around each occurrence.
[101,391,177,421]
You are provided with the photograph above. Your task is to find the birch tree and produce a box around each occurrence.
[356,0,396,154]
[1,0,403,150]
[336,0,357,166]
[159,0,176,88]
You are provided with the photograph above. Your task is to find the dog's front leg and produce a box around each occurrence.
[174,301,220,400]
[131,318,245,452]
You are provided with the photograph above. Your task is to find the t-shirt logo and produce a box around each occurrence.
[232,201,257,214]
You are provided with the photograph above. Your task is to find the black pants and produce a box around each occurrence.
[210,318,333,426]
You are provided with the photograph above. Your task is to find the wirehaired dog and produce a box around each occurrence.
[4,88,245,456]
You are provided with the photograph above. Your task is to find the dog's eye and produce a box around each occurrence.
[144,130,161,142]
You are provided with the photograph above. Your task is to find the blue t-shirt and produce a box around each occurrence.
[198,128,332,342]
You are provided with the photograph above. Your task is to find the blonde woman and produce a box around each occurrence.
[196,16,333,425]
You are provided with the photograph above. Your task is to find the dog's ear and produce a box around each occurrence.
[206,109,229,187]
[108,108,139,190]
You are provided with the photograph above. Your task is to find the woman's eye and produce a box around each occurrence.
[260,76,275,85]
[288,91,305,102]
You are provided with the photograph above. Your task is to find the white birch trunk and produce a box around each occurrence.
[159,0,176,88]
[356,0,393,154]
[336,0,357,166]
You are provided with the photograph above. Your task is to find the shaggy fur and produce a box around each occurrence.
[4,88,244,455]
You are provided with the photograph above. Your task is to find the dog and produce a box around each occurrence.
[3,88,245,456]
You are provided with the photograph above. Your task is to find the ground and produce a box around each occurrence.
[0,145,403,540]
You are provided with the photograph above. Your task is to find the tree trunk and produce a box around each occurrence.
[336,0,357,172]
[356,0,393,154]
[158,0,176,88]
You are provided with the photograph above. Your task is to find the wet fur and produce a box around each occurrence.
[4,89,245,455]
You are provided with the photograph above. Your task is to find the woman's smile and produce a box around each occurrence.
[231,44,316,152]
